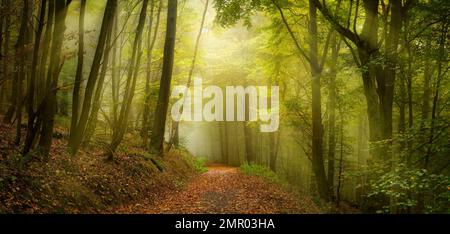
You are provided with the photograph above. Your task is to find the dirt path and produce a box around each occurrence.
[139,164,321,214]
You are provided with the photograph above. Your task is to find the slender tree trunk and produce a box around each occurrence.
[0,0,11,114]
[0,0,4,85]
[38,0,72,157]
[406,50,413,129]
[218,122,226,163]
[84,26,113,145]
[69,0,86,147]
[38,0,54,101]
[380,0,402,144]
[22,0,54,155]
[1,0,14,124]
[70,0,117,155]
[336,123,344,206]
[149,0,177,155]
[421,39,433,123]
[398,74,406,134]
[223,121,229,164]
[424,23,447,169]
[244,82,255,163]
[170,0,209,149]
[111,3,120,127]
[268,130,280,171]
[108,0,149,158]
[142,0,162,147]
[314,0,404,161]
[309,0,329,201]
[327,33,340,197]
[273,0,330,200]
[13,0,32,145]
[23,0,46,155]
[417,23,448,214]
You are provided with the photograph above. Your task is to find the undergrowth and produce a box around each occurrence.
[179,150,208,174]
[240,163,283,185]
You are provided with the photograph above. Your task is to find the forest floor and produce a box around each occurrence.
[0,121,325,214]
[0,122,199,213]
[114,164,322,214]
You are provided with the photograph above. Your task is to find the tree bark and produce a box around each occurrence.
[23,0,47,155]
[84,26,113,145]
[272,0,330,201]
[38,0,72,157]
[0,0,11,114]
[108,0,150,158]
[12,0,32,145]
[149,0,178,155]
[38,0,54,101]
[309,0,329,202]
[327,32,340,197]
[314,0,404,161]
[69,0,117,155]
[69,0,86,147]
[111,2,120,127]
[142,0,162,147]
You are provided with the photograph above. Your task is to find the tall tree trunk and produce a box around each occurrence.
[424,22,447,169]
[69,0,86,147]
[37,0,54,102]
[38,0,72,157]
[243,122,255,163]
[268,131,280,171]
[406,47,413,129]
[142,0,162,147]
[0,0,4,85]
[272,0,330,200]
[170,0,209,149]
[380,0,402,144]
[23,0,54,155]
[398,74,406,134]
[223,121,229,164]
[314,0,404,161]
[13,0,32,145]
[111,2,120,127]
[84,26,113,145]
[244,82,255,163]
[149,0,177,155]
[0,0,11,114]
[417,22,448,213]
[218,121,225,163]
[2,0,21,124]
[327,32,340,197]
[108,0,150,158]
[23,0,46,155]
[69,0,117,155]
[357,0,383,158]
[336,122,344,206]
[421,38,433,123]
[309,0,329,201]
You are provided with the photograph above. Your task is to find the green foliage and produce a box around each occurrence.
[240,162,282,184]
[191,157,208,174]
[179,149,208,174]
[368,164,450,214]
[213,0,262,27]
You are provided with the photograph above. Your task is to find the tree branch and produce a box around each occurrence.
[312,0,360,46]
[271,0,311,64]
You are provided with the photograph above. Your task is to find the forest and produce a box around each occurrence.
[0,0,449,214]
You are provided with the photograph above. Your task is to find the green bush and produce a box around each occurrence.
[240,163,282,184]
[368,163,450,214]
[192,157,208,173]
